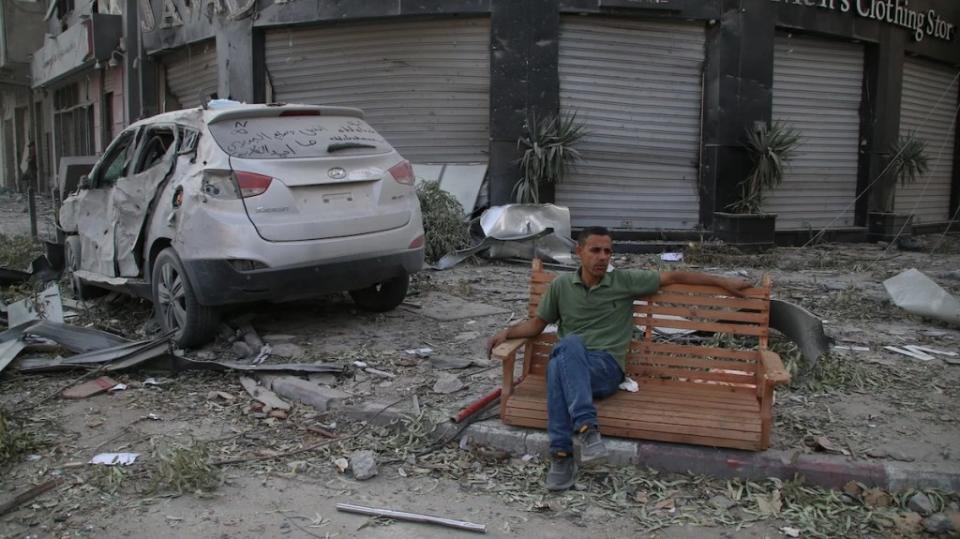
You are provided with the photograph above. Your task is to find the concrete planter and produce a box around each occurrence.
[868,212,913,242]
[713,212,776,252]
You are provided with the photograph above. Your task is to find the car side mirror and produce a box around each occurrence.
[78,175,91,190]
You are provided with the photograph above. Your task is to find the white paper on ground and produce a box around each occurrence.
[89,452,140,466]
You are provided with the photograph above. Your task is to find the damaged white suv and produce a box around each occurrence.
[59,102,425,347]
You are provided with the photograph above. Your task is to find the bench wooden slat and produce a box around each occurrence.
[504,407,762,442]
[631,355,758,374]
[659,283,769,298]
[635,305,769,324]
[630,342,760,362]
[633,317,768,337]
[644,292,768,311]
[634,366,756,385]
[508,395,763,427]
[517,377,761,413]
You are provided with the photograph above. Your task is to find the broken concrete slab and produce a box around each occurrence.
[433,374,465,394]
[239,376,291,411]
[769,299,831,367]
[260,375,349,412]
[401,292,510,321]
[174,356,342,374]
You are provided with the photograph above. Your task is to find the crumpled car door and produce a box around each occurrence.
[62,129,138,277]
[111,127,180,277]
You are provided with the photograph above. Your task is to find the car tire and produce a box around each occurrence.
[152,247,220,348]
[349,273,409,313]
[63,236,107,300]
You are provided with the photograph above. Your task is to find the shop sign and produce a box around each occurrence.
[770,0,956,42]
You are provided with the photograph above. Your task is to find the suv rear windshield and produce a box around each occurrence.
[208,115,392,159]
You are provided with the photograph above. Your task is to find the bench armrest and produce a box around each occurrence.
[759,350,790,386]
[494,338,528,398]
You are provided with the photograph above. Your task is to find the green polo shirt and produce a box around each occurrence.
[536,268,660,370]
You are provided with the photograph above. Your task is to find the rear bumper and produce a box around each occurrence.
[182,248,424,306]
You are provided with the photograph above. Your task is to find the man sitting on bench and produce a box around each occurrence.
[487,226,752,491]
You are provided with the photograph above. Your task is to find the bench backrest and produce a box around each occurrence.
[525,259,771,392]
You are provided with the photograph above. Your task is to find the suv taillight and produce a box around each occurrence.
[235,171,272,198]
[388,160,414,185]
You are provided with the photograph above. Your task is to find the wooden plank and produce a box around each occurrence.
[633,366,756,385]
[631,355,758,374]
[631,343,760,362]
[513,379,761,412]
[502,413,762,451]
[505,406,761,442]
[639,305,769,323]
[507,394,763,426]
[660,283,769,298]
[636,377,759,395]
[634,317,768,337]
[645,292,767,311]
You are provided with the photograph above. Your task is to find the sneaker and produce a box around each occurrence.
[545,453,578,491]
[577,424,609,463]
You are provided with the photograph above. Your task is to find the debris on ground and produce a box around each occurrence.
[884,268,960,326]
[908,491,935,516]
[61,376,120,399]
[336,502,486,533]
[89,452,139,466]
[259,375,349,412]
[433,373,465,394]
[238,376,291,412]
[348,450,378,480]
[6,283,63,326]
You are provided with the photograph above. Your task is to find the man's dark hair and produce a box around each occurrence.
[577,226,613,245]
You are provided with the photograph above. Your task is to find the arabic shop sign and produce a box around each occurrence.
[770,0,956,42]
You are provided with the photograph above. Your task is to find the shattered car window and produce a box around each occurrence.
[178,127,199,155]
[208,115,391,159]
[98,133,136,186]
[135,129,176,173]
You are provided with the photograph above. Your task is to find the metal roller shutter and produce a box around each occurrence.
[162,41,217,110]
[895,59,959,224]
[264,18,490,164]
[556,17,704,230]
[764,34,864,229]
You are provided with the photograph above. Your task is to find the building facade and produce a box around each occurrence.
[12,0,960,240]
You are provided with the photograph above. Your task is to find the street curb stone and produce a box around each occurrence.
[343,401,960,492]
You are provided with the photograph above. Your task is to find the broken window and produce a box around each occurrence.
[95,131,135,188]
[134,128,176,174]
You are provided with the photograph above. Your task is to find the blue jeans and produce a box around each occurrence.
[546,334,624,455]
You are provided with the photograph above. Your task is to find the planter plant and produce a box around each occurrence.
[714,121,800,250]
[513,112,586,204]
[869,132,929,241]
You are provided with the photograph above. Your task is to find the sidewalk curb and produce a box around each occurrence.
[343,402,960,492]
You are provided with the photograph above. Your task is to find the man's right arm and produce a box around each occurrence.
[486,317,549,358]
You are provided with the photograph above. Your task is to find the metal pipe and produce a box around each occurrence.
[335,503,486,534]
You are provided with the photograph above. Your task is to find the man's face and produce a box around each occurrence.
[576,233,613,282]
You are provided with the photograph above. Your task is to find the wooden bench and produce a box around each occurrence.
[494,259,790,451]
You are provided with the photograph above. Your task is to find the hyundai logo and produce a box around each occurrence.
[328,167,347,179]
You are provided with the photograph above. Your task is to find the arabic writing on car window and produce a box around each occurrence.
[215,118,387,159]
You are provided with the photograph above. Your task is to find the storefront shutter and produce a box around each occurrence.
[162,41,218,110]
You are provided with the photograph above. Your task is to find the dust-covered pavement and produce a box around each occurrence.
[3,196,960,537]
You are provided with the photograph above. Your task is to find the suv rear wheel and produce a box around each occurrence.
[152,247,220,348]
[349,273,409,312]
